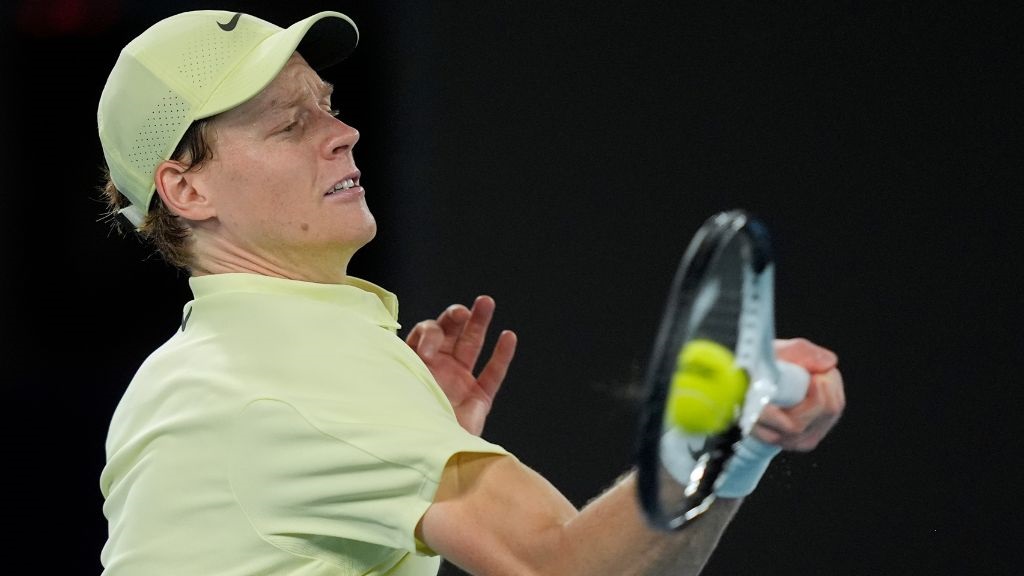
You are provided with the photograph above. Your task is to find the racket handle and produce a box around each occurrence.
[712,361,810,498]
[772,360,810,407]
[661,360,812,493]
[713,436,781,498]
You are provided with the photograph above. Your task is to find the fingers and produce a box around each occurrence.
[406,319,446,359]
[456,296,497,368]
[408,301,474,360]
[436,303,472,335]
[774,338,838,374]
[445,296,496,369]
[476,330,518,397]
[408,296,506,370]
[752,367,846,451]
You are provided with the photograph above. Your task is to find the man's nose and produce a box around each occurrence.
[324,118,360,157]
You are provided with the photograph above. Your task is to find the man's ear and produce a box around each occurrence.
[154,160,216,221]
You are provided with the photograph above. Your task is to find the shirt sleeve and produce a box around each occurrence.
[228,395,509,559]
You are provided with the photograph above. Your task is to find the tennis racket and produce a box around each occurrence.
[634,209,809,531]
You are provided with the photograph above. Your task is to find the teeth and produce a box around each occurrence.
[333,179,355,191]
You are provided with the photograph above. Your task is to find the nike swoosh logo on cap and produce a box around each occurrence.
[217,13,242,31]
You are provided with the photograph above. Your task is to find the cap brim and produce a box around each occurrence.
[197,11,358,119]
[297,12,359,70]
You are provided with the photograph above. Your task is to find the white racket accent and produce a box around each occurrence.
[735,262,811,434]
[659,429,706,488]
[773,360,811,407]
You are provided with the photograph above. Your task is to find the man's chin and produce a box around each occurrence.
[360,220,378,245]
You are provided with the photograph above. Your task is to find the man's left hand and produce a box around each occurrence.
[406,296,518,436]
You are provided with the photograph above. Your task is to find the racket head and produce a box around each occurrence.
[634,210,776,531]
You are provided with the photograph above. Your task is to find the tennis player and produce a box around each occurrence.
[97,9,845,575]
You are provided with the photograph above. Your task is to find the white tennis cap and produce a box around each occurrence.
[97,10,359,227]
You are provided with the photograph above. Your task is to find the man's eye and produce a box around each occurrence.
[328,108,340,118]
[281,121,298,133]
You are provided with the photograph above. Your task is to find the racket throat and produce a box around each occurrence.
[657,426,741,526]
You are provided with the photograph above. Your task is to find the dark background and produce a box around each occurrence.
[4,1,1021,574]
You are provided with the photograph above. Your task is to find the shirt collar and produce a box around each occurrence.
[187,273,400,330]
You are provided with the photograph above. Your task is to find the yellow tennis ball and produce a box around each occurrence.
[667,339,749,434]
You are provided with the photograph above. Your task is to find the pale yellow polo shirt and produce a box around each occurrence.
[100,273,508,575]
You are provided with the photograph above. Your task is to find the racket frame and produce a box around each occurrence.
[634,210,776,531]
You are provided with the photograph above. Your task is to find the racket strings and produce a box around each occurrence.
[690,249,747,352]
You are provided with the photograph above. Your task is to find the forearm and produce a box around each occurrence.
[421,455,742,576]
[556,472,741,576]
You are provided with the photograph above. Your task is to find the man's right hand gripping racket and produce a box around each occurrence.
[635,210,810,531]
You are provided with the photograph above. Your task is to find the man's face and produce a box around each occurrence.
[189,52,375,281]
